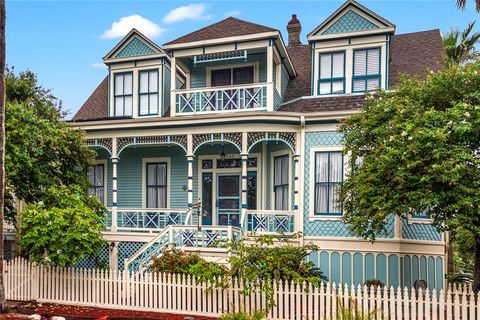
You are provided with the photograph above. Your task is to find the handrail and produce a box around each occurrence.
[176,82,272,94]
[245,210,296,216]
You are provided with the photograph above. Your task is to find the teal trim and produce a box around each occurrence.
[331,252,341,283]
[388,255,399,287]
[352,47,381,93]
[320,251,329,281]
[404,256,411,288]
[115,37,156,58]
[322,10,379,35]
[317,51,346,95]
[113,72,133,117]
[435,257,444,290]
[342,252,352,284]
[313,151,344,216]
[376,254,387,284]
[138,69,160,116]
[353,253,363,286]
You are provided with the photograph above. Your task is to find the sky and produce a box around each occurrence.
[6,0,480,119]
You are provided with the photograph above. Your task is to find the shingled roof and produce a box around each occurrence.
[163,17,277,46]
[72,29,445,121]
[280,29,445,113]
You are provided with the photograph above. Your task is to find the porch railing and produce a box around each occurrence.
[244,210,296,234]
[176,83,267,114]
[103,208,191,232]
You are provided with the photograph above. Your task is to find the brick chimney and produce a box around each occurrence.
[287,14,302,46]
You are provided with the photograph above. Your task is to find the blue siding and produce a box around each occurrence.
[388,255,399,287]
[115,37,156,58]
[320,251,329,281]
[353,253,363,286]
[428,256,435,290]
[404,255,411,288]
[322,10,379,35]
[402,219,442,241]
[281,64,289,98]
[342,252,352,284]
[435,257,444,290]
[331,252,341,283]
[162,65,171,116]
[376,254,386,284]
[412,256,419,285]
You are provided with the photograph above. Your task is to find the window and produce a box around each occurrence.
[274,155,289,210]
[114,72,133,116]
[318,52,345,95]
[353,48,381,92]
[314,152,343,215]
[88,164,105,205]
[139,70,159,116]
[146,162,167,208]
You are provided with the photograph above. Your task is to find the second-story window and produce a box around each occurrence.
[114,72,133,116]
[139,69,159,116]
[318,52,345,95]
[353,48,381,92]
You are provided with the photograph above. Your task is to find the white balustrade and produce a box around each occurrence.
[245,210,296,234]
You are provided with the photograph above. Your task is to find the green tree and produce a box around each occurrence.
[457,0,480,12]
[5,67,96,222]
[339,61,480,291]
[0,0,6,311]
[443,21,480,66]
[19,185,107,267]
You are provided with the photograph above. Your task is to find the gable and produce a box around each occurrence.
[115,37,156,58]
[322,10,379,35]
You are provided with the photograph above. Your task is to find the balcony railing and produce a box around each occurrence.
[176,83,268,114]
[104,208,191,232]
[244,210,296,234]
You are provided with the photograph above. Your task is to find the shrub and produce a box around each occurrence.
[220,310,266,320]
[336,297,379,320]
[364,279,384,288]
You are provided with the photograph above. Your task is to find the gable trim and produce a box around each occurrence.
[103,29,166,62]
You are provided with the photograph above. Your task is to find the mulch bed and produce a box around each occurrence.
[16,302,219,320]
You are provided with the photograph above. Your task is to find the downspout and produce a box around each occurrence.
[299,115,306,246]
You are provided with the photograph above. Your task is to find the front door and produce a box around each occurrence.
[217,174,241,226]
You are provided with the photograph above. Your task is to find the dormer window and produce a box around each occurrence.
[353,48,381,92]
[318,51,345,95]
[139,69,159,116]
[114,72,133,116]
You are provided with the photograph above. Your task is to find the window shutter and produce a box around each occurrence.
[354,50,367,76]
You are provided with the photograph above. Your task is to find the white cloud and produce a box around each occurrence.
[163,4,211,24]
[224,10,241,17]
[101,15,165,40]
[91,63,107,69]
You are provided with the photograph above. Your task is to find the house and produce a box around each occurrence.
[71,0,447,289]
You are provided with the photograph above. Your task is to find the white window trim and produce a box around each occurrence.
[93,159,108,206]
[142,157,171,208]
[270,149,292,211]
[206,62,260,88]
[308,146,348,221]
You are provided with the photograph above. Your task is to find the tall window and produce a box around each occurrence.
[274,155,289,210]
[353,48,381,92]
[146,163,167,208]
[318,52,345,95]
[314,151,343,215]
[139,70,159,116]
[114,72,133,116]
[88,164,105,205]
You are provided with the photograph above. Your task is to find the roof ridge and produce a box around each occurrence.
[395,28,440,36]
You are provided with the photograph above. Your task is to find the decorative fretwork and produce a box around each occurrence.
[117,135,188,156]
[192,133,242,154]
[246,210,295,234]
[193,50,247,64]
[85,138,113,156]
[247,132,296,153]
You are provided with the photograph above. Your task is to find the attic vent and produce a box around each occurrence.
[193,50,247,65]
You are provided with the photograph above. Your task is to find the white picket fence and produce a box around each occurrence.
[3,258,480,319]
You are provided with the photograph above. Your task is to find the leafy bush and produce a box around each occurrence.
[447,272,473,284]
[364,279,384,288]
[19,185,107,267]
[220,310,266,320]
[336,297,380,320]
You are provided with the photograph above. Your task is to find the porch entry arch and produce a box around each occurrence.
[117,135,188,157]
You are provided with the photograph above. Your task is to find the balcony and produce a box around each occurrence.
[176,83,269,115]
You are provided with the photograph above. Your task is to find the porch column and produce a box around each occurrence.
[170,55,177,117]
[241,132,248,229]
[187,134,194,209]
[293,154,300,211]
[266,44,274,112]
[111,137,118,232]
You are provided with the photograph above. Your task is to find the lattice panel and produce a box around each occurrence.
[85,138,112,156]
[118,242,145,271]
[75,244,109,269]
[117,135,188,155]
[115,37,156,58]
[192,133,242,154]
[4,240,15,261]
[247,132,296,153]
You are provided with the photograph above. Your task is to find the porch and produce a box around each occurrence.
[87,131,301,237]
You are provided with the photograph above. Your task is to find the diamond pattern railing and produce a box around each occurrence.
[244,210,296,234]
[176,84,267,114]
[117,209,190,232]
